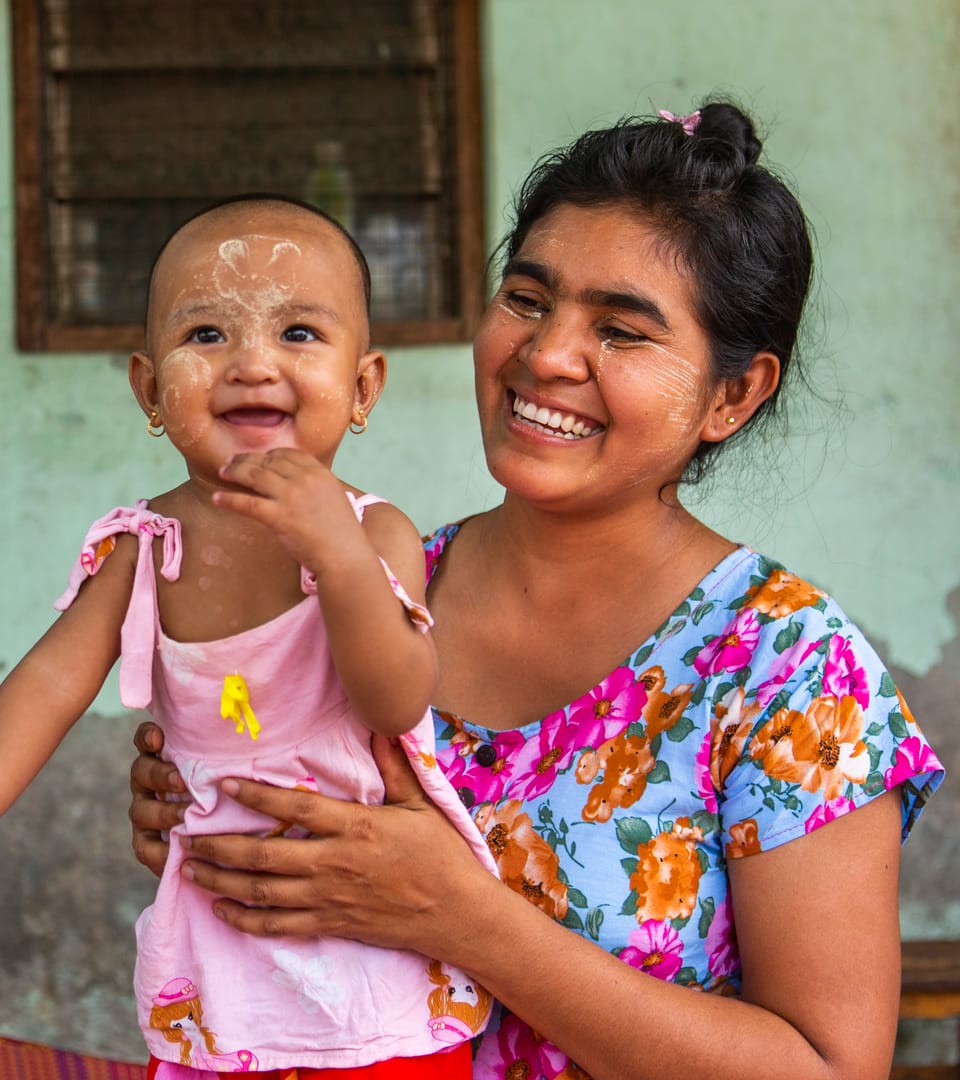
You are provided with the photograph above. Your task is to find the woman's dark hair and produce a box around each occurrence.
[500,100,814,483]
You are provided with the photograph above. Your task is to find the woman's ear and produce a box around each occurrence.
[129,351,159,419]
[353,350,387,422]
[700,351,780,444]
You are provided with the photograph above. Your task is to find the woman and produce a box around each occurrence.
[130,101,943,1079]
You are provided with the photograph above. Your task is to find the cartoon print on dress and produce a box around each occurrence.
[271,949,346,1015]
[426,960,493,1044]
[149,977,258,1071]
[220,673,261,740]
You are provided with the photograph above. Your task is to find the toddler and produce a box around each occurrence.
[0,195,495,1077]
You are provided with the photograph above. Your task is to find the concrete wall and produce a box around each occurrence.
[1,0,957,1062]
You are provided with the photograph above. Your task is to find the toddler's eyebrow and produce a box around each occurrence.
[166,300,342,325]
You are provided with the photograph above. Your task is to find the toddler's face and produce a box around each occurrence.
[132,207,381,487]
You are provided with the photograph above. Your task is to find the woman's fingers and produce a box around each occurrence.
[210,899,330,939]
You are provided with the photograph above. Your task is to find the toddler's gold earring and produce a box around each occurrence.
[349,408,368,435]
[725,416,737,426]
[147,409,165,438]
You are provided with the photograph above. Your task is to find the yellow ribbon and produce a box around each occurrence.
[220,674,261,741]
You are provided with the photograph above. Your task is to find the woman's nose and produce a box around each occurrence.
[518,312,592,382]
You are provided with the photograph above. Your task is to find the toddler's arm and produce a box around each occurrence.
[216,450,437,737]
[0,534,136,814]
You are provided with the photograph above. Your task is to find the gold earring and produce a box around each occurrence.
[349,408,367,435]
[147,409,165,437]
[725,416,737,425]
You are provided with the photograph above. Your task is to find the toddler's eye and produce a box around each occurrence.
[282,325,317,342]
[189,326,224,344]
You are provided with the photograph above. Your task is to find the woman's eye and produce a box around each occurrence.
[189,326,224,344]
[282,325,317,343]
[601,324,648,345]
[504,290,547,317]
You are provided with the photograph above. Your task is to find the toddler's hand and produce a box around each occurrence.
[214,449,357,572]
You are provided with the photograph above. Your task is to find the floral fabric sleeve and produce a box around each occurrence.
[706,561,944,859]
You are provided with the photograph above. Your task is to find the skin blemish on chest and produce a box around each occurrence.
[200,545,233,569]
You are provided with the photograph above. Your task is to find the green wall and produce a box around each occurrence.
[1,0,958,1059]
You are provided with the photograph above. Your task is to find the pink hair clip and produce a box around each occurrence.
[658,109,702,136]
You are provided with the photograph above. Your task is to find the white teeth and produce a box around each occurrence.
[512,395,598,439]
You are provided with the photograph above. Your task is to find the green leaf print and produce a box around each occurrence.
[667,715,696,743]
[620,889,640,917]
[621,857,640,877]
[648,760,672,784]
[691,601,715,625]
[690,682,707,706]
[879,671,898,698]
[691,810,720,835]
[732,665,752,687]
[674,966,700,986]
[567,886,588,909]
[867,743,882,773]
[712,681,736,705]
[867,722,885,737]
[826,616,843,629]
[633,643,655,667]
[683,644,704,666]
[698,896,716,939]
[888,711,909,739]
[616,817,653,853]
[690,586,706,602]
[773,620,802,654]
[585,907,606,942]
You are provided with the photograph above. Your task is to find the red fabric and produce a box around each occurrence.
[145,1042,471,1078]
[0,1036,149,1079]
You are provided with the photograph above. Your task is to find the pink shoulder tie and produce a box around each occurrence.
[299,491,433,632]
[54,500,182,709]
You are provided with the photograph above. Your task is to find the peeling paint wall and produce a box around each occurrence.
[0,0,957,1062]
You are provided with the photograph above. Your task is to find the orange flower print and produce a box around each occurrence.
[475,800,568,921]
[579,731,656,823]
[749,694,869,801]
[725,818,762,860]
[745,568,825,619]
[639,665,694,739]
[630,817,704,923]
[897,688,917,726]
[709,686,761,794]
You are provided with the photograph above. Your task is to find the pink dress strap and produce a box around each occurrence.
[299,491,434,633]
[54,500,182,709]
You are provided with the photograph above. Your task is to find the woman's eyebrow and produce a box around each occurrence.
[502,258,670,331]
[581,288,670,330]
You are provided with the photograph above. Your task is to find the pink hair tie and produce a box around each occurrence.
[658,108,702,136]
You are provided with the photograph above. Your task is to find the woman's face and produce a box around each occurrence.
[473,202,726,513]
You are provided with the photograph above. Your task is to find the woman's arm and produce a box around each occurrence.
[178,738,902,1080]
[0,538,135,815]
[215,449,437,736]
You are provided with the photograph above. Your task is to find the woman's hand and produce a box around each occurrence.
[129,721,188,877]
[180,735,496,956]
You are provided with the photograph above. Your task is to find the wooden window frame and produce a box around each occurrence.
[11,0,484,352]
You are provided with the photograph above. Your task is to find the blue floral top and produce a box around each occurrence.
[425,525,944,1080]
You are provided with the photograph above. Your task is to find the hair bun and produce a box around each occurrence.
[696,102,762,166]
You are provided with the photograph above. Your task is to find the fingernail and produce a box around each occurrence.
[180,835,192,850]
[221,778,240,796]
[181,862,195,881]
[213,905,228,922]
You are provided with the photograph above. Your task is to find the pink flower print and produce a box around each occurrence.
[475,1011,567,1080]
[507,710,583,801]
[755,639,819,709]
[619,921,684,981]
[694,731,718,814]
[885,736,943,790]
[705,896,739,981]
[822,635,870,709]
[804,796,856,834]
[567,667,648,746]
[694,608,761,677]
[438,730,525,807]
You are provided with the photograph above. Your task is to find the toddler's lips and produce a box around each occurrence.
[220,408,288,427]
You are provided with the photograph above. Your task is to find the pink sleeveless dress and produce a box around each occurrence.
[55,495,496,1073]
